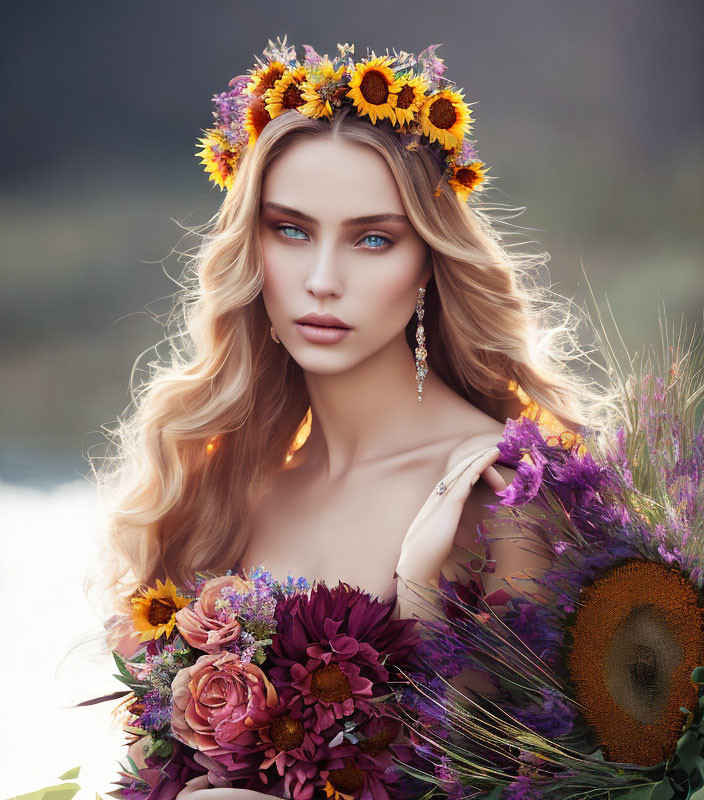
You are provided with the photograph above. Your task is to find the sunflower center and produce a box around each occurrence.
[282,84,304,109]
[254,67,285,96]
[360,70,389,105]
[395,85,415,110]
[328,761,364,794]
[358,726,395,756]
[147,598,176,626]
[309,663,352,703]
[456,167,477,187]
[428,97,457,130]
[269,714,305,751]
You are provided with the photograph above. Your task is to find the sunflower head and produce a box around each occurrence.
[447,160,488,200]
[264,66,308,118]
[131,577,192,643]
[390,72,430,127]
[566,559,704,766]
[195,129,243,192]
[245,60,288,98]
[419,87,473,150]
[346,55,400,125]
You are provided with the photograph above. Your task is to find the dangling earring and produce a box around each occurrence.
[415,286,428,402]
[270,324,281,344]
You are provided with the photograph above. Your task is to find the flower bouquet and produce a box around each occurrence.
[397,325,704,799]
[103,567,426,800]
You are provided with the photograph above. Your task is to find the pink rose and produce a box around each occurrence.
[171,652,278,755]
[175,575,252,653]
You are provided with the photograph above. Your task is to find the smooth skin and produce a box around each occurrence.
[172,138,550,799]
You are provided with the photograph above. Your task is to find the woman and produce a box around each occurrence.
[94,40,603,799]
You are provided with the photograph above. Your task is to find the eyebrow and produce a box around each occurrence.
[262,201,409,227]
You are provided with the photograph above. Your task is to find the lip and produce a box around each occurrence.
[295,312,351,328]
[295,323,352,344]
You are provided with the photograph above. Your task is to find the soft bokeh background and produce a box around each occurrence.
[1,1,702,796]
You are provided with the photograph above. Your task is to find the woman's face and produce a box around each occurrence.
[258,136,431,375]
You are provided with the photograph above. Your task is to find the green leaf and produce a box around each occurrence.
[57,767,80,781]
[8,784,81,800]
[112,651,134,679]
[125,754,141,776]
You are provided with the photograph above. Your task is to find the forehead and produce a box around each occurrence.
[261,137,406,219]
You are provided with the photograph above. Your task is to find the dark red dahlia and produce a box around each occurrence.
[270,583,419,667]
[268,584,419,723]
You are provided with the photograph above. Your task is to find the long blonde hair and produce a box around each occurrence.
[88,105,604,648]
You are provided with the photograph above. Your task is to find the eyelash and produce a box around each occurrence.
[273,223,393,251]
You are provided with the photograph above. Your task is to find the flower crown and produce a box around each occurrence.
[195,36,491,202]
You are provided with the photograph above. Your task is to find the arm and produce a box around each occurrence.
[441,464,554,697]
[394,461,554,696]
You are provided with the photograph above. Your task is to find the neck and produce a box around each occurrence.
[298,330,450,480]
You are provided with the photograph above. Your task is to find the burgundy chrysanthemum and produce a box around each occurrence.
[267,583,419,733]
[322,716,407,800]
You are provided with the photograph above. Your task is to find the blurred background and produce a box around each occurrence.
[1,1,702,796]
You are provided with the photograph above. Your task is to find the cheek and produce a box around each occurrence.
[354,246,425,321]
[260,236,299,307]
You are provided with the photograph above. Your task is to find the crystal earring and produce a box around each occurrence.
[415,287,428,402]
[270,325,280,344]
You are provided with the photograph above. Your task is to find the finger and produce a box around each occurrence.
[178,775,210,796]
[186,776,210,787]
[480,464,507,492]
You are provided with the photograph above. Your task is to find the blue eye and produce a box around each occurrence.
[361,234,391,249]
[277,224,308,240]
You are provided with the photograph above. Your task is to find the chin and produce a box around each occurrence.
[287,345,366,374]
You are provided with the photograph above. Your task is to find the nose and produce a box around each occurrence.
[303,238,343,298]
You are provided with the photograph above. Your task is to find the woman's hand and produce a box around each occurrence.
[176,776,281,800]
[395,447,505,589]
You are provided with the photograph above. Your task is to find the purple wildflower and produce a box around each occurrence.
[512,688,577,739]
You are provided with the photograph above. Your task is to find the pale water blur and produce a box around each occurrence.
[0,480,127,798]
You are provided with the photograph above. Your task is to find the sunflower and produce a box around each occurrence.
[243,95,273,147]
[388,72,429,127]
[194,129,242,192]
[244,60,287,98]
[566,560,704,766]
[264,65,308,118]
[447,159,489,200]
[345,55,400,125]
[298,58,347,119]
[419,87,472,150]
[131,577,192,643]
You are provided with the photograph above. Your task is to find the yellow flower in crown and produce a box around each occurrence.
[389,71,430,127]
[265,65,309,118]
[419,87,472,150]
[448,160,490,200]
[298,58,347,119]
[345,55,401,125]
[242,60,288,145]
[131,577,192,643]
[245,60,288,98]
[195,129,243,192]
[243,96,273,147]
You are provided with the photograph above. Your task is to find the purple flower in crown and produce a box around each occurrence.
[416,43,447,89]
[301,44,323,67]
[456,138,479,165]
